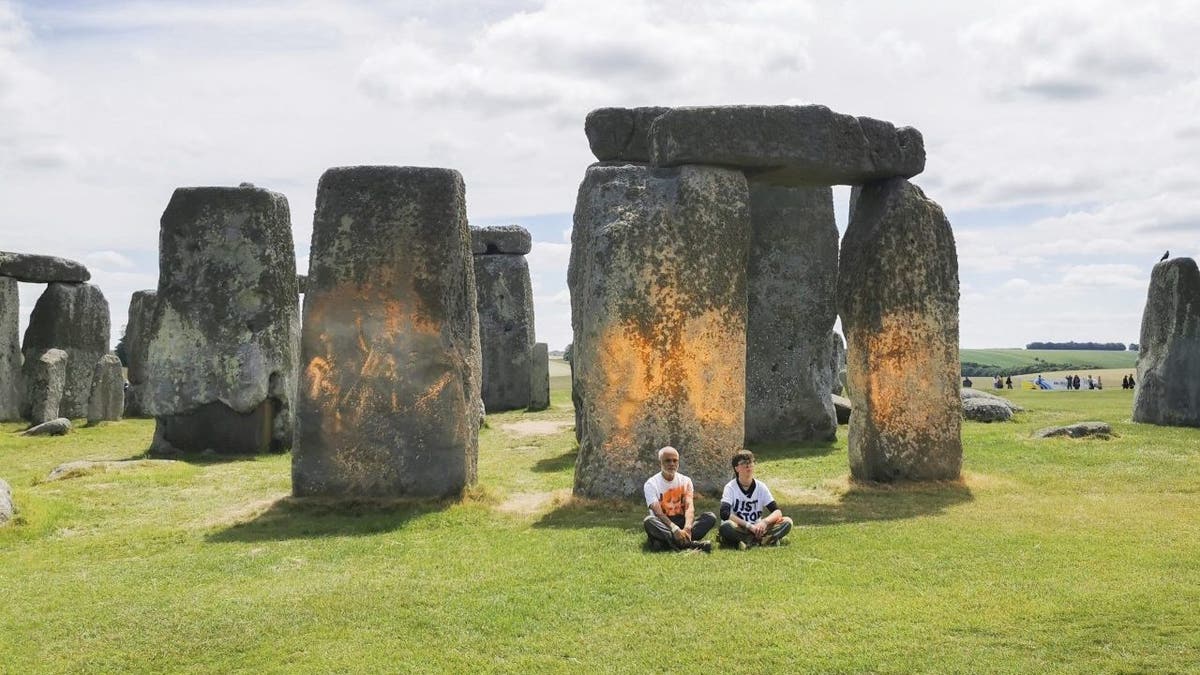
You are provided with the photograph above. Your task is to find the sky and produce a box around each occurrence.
[1,0,1197,351]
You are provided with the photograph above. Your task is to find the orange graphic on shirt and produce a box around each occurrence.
[658,484,690,517]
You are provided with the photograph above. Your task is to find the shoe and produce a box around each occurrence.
[692,540,713,553]
[736,541,748,551]
[761,534,774,547]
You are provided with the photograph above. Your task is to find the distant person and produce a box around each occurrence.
[1129,374,1136,388]
[1073,374,1081,390]
[1087,375,1095,390]
[1005,375,1013,389]
[642,446,715,553]
[718,450,793,549]
[962,376,973,388]
[1035,374,1047,389]
[1097,376,1103,390]
[1121,375,1128,389]
[993,375,1003,389]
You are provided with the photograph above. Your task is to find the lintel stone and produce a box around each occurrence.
[471,225,532,255]
[0,251,90,283]
[649,105,925,186]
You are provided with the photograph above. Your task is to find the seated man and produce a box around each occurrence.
[718,450,793,549]
[643,446,715,553]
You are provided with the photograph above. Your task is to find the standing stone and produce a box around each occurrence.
[21,283,110,419]
[745,183,839,443]
[529,342,550,411]
[570,163,751,498]
[1132,257,1200,426]
[145,185,299,454]
[24,348,68,425]
[0,277,20,421]
[123,290,156,417]
[87,353,124,424]
[837,178,961,481]
[829,330,847,395]
[473,226,535,412]
[294,166,481,498]
[0,251,90,283]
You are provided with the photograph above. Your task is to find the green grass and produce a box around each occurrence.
[2,377,1198,673]
[962,348,1137,371]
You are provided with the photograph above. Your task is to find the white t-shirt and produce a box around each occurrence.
[644,472,693,518]
[721,479,776,524]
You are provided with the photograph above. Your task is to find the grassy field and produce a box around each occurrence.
[2,372,1198,672]
[961,348,1137,371]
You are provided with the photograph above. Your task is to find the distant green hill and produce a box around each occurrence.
[960,348,1136,376]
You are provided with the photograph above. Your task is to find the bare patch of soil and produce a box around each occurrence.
[499,420,574,436]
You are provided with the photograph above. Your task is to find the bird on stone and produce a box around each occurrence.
[1160,250,1169,262]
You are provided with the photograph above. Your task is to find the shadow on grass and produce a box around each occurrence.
[784,480,974,527]
[748,439,840,461]
[206,497,451,543]
[533,480,973,531]
[532,448,577,473]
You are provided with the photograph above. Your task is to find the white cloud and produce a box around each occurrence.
[960,1,1183,101]
[355,0,816,116]
[85,250,136,270]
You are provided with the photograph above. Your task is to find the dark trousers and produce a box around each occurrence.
[643,512,717,549]
[718,518,793,547]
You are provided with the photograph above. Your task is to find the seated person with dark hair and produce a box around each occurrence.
[718,450,793,549]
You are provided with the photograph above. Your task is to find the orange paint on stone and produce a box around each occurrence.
[858,312,956,437]
[303,283,447,428]
[593,308,743,451]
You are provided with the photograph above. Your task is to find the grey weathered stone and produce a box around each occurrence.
[1133,257,1200,427]
[570,163,751,498]
[86,353,124,424]
[1035,421,1113,439]
[961,397,1012,423]
[838,178,961,481]
[829,330,846,395]
[474,252,534,411]
[471,225,532,255]
[0,251,90,283]
[569,343,582,443]
[961,388,1023,412]
[529,342,550,411]
[21,417,71,436]
[23,348,67,425]
[0,477,11,526]
[585,106,672,162]
[22,282,110,419]
[649,105,925,186]
[831,394,852,424]
[0,277,20,421]
[123,290,156,417]
[146,185,299,454]
[294,166,481,498]
[745,184,838,443]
